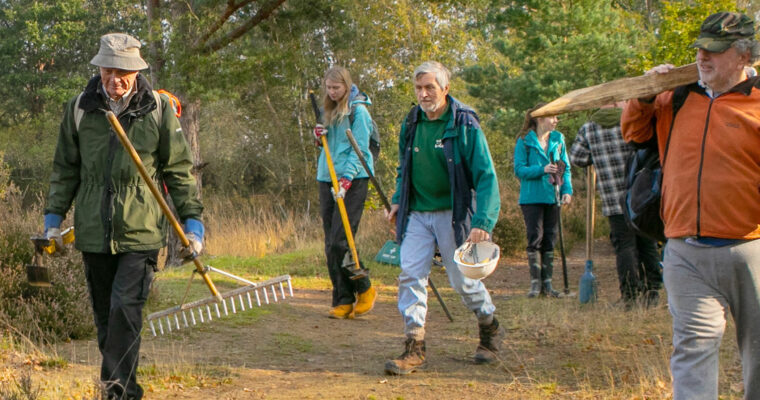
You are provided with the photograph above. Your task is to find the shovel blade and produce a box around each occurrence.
[26,265,52,288]
[342,253,369,280]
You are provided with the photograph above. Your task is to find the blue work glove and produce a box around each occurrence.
[181,218,205,260]
[44,213,64,250]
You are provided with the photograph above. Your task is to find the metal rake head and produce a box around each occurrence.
[146,274,293,336]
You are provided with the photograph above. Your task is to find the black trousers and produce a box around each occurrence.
[319,178,371,306]
[608,214,663,300]
[520,203,559,253]
[82,250,158,400]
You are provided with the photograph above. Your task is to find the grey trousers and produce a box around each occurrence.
[664,238,760,400]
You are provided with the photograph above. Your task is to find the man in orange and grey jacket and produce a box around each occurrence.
[621,12,760,400]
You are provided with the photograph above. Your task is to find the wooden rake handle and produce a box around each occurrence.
[105,111,222,302]
[320,134,362,271]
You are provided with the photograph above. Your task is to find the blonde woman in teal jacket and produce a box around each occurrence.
[514,104,572,298]
[312,66,377,319]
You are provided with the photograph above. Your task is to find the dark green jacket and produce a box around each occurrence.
[45,74,202,253]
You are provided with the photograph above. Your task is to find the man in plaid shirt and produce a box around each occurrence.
[569,102,662,307]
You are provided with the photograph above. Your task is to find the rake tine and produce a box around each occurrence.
[238,294,245,311]
[174,313,181,330]
[182,311,189,328]
[166,316,172,333]
[158,319,165,335]
[263,288,270,304]
[222,299,229,316]
[214,303,221,318]
[230,297,237,314]
[255,289,262,306]
[247,292,253,308]
[279,282,286,298]
[190,309,197,325]
[271,284,278,302]
[150,320,157,337]
[287,278,294,297]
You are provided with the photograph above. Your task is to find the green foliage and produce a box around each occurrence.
[464,0,648,137]
[634,0,744,72]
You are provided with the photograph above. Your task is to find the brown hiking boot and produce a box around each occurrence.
[384,338,427,375]
[354,286,377,316]
[328,304,354,319]
[474,318,505,364]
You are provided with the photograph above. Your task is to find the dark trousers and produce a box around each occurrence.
[83,250,158,400]
[520,204,559,253]
[319,178,371,306]
[608,214,662,300]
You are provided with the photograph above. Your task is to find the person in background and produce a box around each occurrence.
[622,12,760,399]
[513,105,572,298]
[384,61,503,375]
[44,33,204,400]
[312,66,377,319]
[569,102,662,308]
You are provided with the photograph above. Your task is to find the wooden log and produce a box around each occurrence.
[531,61,759,117]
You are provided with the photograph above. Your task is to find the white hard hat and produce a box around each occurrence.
[453,241,500,280]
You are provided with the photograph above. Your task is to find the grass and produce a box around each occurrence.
[0,188,746,399]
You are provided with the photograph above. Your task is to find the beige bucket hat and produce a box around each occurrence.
[90,33,148,71]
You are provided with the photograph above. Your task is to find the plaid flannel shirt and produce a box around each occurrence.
[569,121,634,216]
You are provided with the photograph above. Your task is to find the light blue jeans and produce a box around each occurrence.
[664,238,760,400]
[398,210,496,339]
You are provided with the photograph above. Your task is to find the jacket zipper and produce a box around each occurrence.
[102,120,118,253]
[695,98,714,236]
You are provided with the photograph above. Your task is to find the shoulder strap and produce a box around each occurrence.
[152,90,163,125]
[661,85,690,168]
[73,92,85,131]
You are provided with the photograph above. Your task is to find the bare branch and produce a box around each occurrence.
[199,0,286,54]
[193,0,257,49]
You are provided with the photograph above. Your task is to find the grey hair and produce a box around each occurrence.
[413,61,450,89]
[732,38,760,64]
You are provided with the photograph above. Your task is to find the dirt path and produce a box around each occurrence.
[49,238,631,399]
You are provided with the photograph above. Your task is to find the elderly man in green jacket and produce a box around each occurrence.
[43,33,203,400]
[384,61,503,375]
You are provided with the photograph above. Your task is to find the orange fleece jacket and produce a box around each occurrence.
[621,78,760,240]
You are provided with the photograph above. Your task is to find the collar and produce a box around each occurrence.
[698,75,759,98]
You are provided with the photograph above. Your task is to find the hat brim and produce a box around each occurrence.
[90,54,148,71]
[691,37,734,53]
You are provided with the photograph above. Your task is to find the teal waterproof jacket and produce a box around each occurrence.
[514,130,573,205]
[316,85,374,182]
[391,96,500,246]
[45,74,202,254]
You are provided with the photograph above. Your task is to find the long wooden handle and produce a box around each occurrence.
[531,61,760,117]
[344,129,392,212]
[320,134,361,270]
[585,166,596,260]
[105,111,222,301]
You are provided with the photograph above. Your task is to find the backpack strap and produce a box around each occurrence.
[152,90,163,125]
[661,85,690,168]
[73,92,85,131]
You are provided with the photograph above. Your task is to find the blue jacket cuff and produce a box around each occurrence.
[184,218,205,240]
[44,213,64,232]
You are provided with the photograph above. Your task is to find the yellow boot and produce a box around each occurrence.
[354,286,377,316]
[329,304,355,319]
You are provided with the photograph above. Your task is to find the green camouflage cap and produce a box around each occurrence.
[691,12,756,53]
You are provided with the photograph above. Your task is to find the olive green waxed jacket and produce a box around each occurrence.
[45,74,203,254]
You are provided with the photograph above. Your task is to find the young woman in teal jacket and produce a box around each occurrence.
[312,66,377,319]
[513,104,573,298]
